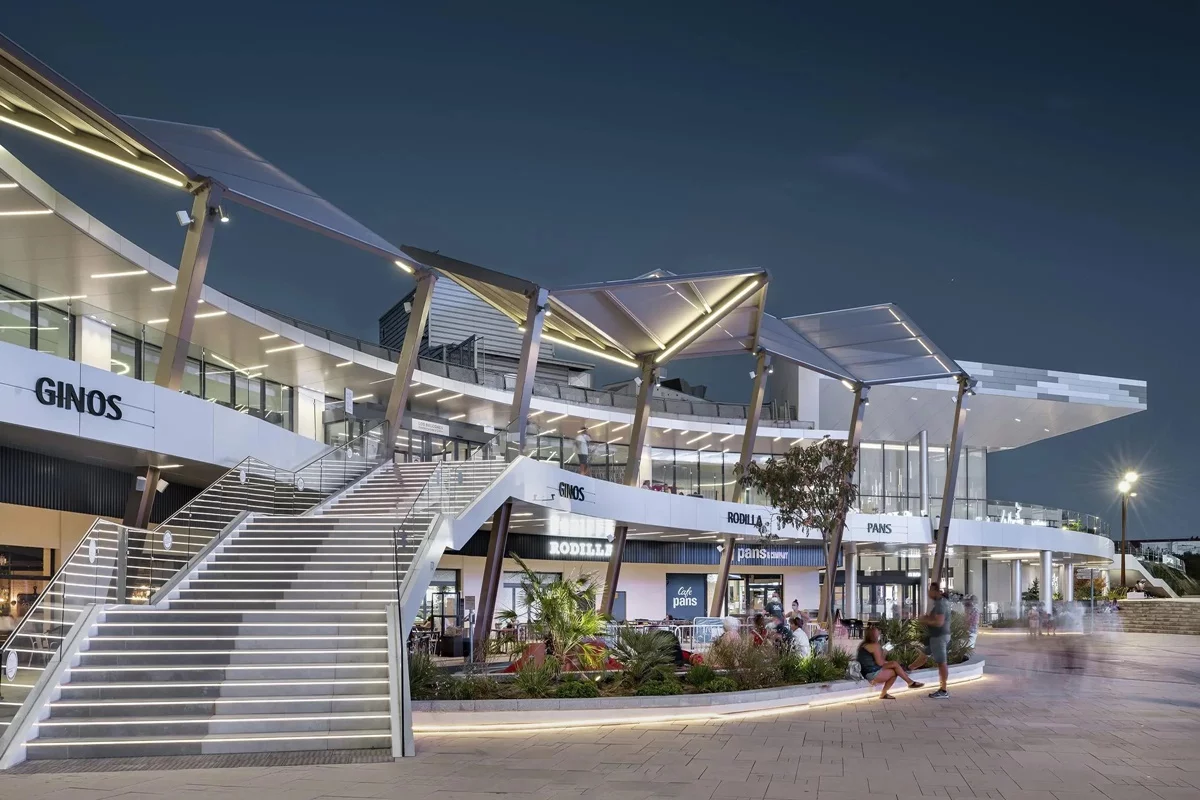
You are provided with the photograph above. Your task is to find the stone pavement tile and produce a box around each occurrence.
[1148,790,1200,800]
[764,780,819,799]
[749,760,801,780]
[911,769,968,789]
[818,775,872,794]
[711,779,770,799]
[702,763,756,782]
[816,792,898,800]
[793,762,845,779]
[995,792,1061,800]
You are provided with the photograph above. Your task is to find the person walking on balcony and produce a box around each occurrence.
[575,427,592,476]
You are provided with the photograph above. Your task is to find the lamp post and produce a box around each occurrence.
[1117,471,1138,587]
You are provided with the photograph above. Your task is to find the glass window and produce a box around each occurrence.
[966,447,986,500]
[650,447,674,492]
[499,571,560,622]
[675,449,699,497]
[142,343,160,385]
[264,380,291,429]
[698,449,726,500]
[883,444,906,500]
[110,331,138,379]
[0,286,33,349]
[182,358,202,397]
[955,446,968,499]
[236,375,263,414]
[927,446,947,499]
[203,361,232,406]
[858,443,883,503]
[534,434,562,465]
[36,304,71,359]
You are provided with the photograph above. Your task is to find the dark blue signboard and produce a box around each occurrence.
[665,573,708,619]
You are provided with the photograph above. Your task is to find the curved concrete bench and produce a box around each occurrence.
[412,656,985,732]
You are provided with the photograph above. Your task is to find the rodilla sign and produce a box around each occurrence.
[665,573,708,620]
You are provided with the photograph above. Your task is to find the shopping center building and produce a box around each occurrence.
[0,33,1145,762]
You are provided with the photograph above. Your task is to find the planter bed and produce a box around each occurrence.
[412,656,985,731]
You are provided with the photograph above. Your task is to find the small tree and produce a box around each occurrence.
[735,438,858,625]
[497,555,609,671]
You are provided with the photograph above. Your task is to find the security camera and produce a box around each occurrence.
[606,531,615,543]
[175,210,193,227]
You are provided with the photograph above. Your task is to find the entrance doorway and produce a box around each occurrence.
[419,569,461,634]
[724,574,783,616]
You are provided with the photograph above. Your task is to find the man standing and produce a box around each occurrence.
[922,581,951,699]
[574,427,591,476]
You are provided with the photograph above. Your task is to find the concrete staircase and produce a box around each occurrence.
[13,459,504,761]
[1092,599,1200,636]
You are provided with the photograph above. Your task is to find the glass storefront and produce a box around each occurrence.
[418,568,461,635]
[498,571,561,622]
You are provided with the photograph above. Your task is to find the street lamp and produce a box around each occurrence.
[1118,472,1138,587]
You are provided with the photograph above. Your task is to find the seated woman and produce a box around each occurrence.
[857,626,924,700]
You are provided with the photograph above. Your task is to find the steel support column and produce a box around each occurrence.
[156,185,222,391]
[471,502,512,662]
[844,544,859,618]
[1040,550,1053,614]
[710,351,770,616]
[823,383,869,624]
[509,288,548,453]
[123,466,162,529]
[931,376,971,586]
[384,272,437,458]
[1064,562,1074,602]
[601,359,658,614]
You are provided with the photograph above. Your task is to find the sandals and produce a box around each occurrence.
[908,681,925,689]
[880,693,897,700]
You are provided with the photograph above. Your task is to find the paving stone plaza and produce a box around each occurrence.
[2,632,1197,800]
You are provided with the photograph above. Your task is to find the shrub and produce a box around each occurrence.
[778,653,805,684]
[610,628,678,688]
[708,634,782,690]
[948,612,972,664]
[443,673,501,700]
[407,650,442,700]
[554,679,600,699]
[685,663,717,687]
[700,676,739,694]
[514,657,558,698]
[794,654,843,684]
[878,617,920,646]
[635,678,683,696]
[888,642,923,667]
[826,646,852,673]
[1144,562,1200,596]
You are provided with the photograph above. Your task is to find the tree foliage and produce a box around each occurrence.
[734,439,859,539]
[497,555,609,670]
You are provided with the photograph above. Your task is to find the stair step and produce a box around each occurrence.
[46,695,390,719]
[25,730,391,759]
[36,711,391,740]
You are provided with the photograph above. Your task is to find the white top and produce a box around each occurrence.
[575,432,591,456]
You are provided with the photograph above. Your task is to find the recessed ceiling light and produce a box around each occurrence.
[449,413,465,420]
[911,396,919,401]
[437,393,464,402]
[1044,427,1050,433]
[146,318,168,325]
[1014,418,1021,422]
[91,269,147,279]
[0,182,17,189]
[353,393,374,401]
[414,388,440,398]
[150,285,174,292]
[394,259,415,274]
[0,208,52,216]
[194,310,226,319]
[264,343,304,353]
[258,333,280,340]
[335,361,352,368]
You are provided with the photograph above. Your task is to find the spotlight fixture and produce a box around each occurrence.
[218,205,229,223]
[175,210,193,227]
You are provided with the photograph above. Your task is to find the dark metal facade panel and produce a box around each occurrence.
[449,530,828,567]
[0,445,198,523]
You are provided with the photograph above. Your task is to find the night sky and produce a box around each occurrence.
[4,3,1195,541]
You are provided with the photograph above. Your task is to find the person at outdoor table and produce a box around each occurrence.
[858,626,924,699]
[751,613,774,646]
[765,592,784,622]
[787,616,811,657]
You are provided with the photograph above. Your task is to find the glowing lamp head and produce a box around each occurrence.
[1118,480,1131,494]
[1123,471,1139,483]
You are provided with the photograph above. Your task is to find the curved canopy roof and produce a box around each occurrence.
[0,33,403,262]
[400,246,965,385]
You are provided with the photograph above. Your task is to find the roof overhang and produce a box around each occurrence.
[0,33,404,264]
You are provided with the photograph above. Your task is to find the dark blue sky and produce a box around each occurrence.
[4,2,1196,540]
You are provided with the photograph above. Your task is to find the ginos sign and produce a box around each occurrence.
[35,377,123,420]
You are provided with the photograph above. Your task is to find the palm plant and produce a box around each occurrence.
[497,555,609,671]
[610,628,677,687]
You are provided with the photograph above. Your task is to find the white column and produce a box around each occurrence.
[1040,551,1054,613]
[1011,560,1023,614]
[918,430,929,516]
[844,545,859,618]
[1064,563,1075,602]
[920,553,930,614]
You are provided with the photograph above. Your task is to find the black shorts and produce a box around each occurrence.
[578,454,589,465]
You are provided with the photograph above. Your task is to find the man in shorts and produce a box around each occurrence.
[921,581,951,698]
[574,427,591,476]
